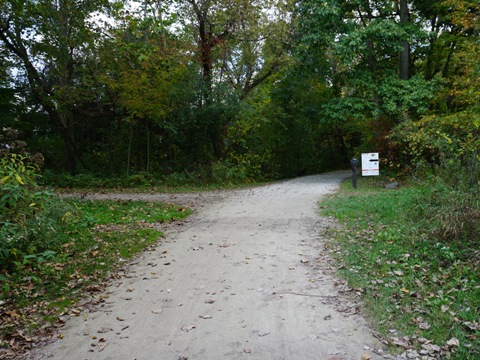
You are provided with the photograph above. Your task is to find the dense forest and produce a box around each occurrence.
[1,0,478,184]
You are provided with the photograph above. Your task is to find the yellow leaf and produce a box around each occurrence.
[0,175,9,184]
[29,203,37,207]
[15,174,25,185]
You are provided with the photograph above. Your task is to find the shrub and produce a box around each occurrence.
[0,153,57,271]
[0,153,52,223]
[389,111,480,187]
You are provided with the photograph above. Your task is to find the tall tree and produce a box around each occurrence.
[101,2,189,174]
[295,0,433,134]
[170,0,291,162]
[0,0,110,174]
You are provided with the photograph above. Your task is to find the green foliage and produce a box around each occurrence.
[0,0,478,187]
[389,110,480,186]
[0,153,57,269]
[0,197,191,351]
[0,153,52,223]
[322,178,480,359]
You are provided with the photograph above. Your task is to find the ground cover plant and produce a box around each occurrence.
[44,167,264,193]
[0,196,191,356]
[321,177,479,359]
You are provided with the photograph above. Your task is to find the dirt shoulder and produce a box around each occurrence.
[29,172,389,360]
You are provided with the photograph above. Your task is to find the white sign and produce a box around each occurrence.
[361,153,379,176]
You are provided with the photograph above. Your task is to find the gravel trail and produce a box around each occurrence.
[31,172,385,360]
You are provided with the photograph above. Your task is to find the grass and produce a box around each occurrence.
[0,198,191,355]
[320,177,480,359]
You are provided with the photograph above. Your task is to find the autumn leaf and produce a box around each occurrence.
[446,337,460,347]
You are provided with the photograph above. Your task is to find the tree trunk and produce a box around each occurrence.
[399,0,410,80]
[135,118,141,173]
[146,121,150,173]
[127,124,133,176]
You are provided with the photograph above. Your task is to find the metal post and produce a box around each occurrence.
[350,157,359,189]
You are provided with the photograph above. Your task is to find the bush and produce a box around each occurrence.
[389,111,480,187]
[0,153,53,223]
[0,153,58,271]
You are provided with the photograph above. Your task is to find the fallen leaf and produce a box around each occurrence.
[204,298,215,304]
[419,322,431,330]
[421,343,441,352]
[446,337,459,347]
[390,337,410,349]
[152,309,163,315]
[181,323,196,332]
[97,327,113,334]
[198,314,212,319]
[116,316,125,321]
[417,337,431,344]
[405,349,421,358]
[464,321,479,331]
[361,354,371,360]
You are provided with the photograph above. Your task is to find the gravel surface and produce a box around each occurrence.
[30,171,387,360]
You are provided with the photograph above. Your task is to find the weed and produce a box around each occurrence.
[0,197,191,355]
[321,176,480,359]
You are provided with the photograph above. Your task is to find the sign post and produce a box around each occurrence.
[350,157,359,188]
[361,153,380,176]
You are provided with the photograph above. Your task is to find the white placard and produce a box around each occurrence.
[361,153,379,176]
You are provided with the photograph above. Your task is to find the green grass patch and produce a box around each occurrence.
[321,177,480,359]
[0,198,191,353]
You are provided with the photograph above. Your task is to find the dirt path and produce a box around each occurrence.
[31,172,386,360]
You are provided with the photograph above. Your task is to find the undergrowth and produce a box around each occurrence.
[0,198,191,355]
[42,163,263,191]
[321,177,479,359]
